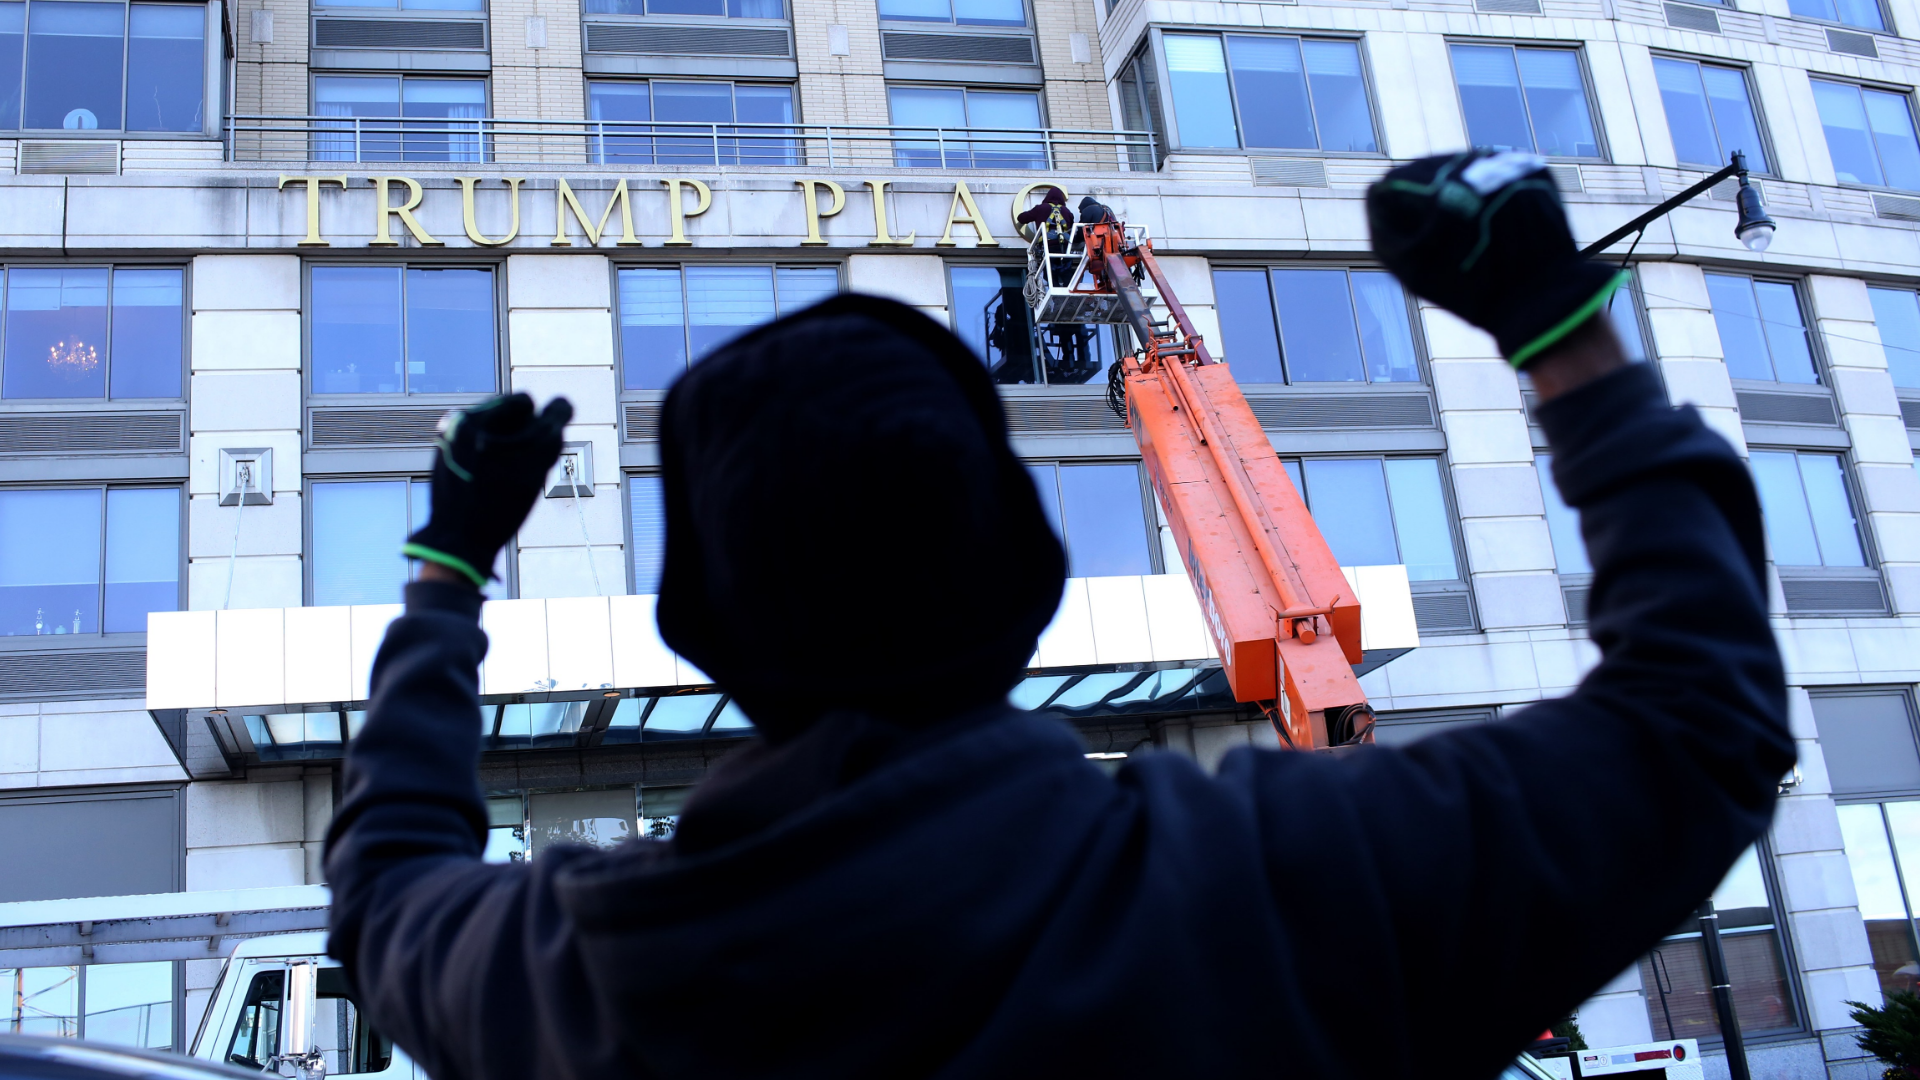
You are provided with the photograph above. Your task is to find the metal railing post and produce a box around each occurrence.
[353,117,362,163]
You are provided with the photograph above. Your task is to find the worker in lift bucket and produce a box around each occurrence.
[325,148,1790,1080]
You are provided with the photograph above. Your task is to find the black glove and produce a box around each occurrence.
[1367,149,1625,369]
[402,392,574,588]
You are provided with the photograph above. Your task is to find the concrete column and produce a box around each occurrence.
[847,253,950,326]
[1032,0,1111,131]
[186,255,304,611]
[507,254,626,598]
[1422,304,1565,630]
[231,0,310,117]
[791,0,889,127]
[489,0,589,161]
[1808,275,1920,614]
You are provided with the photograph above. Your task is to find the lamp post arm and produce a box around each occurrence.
[1579,160,1741,259]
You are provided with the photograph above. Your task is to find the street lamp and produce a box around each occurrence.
[1580,150,1777,258]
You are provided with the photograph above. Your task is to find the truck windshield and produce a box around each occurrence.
[225,970,283,1070]
[222,966,395,1075]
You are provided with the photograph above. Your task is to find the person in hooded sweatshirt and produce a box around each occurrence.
[325,149,1791,1080]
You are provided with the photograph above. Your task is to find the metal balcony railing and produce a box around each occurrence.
[224,115,1162,172]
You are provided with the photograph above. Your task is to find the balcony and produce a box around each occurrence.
[224,115,1161,172]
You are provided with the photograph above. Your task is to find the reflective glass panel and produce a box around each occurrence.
[4,266,108,399]
[1702,64,1767,173]
[1303,39,1375,153]
[652,81,733,165]
[649,0,724,14]
[686,265,774,361]
[110,268,183,398]
[405,267,495,393]
[1535,454,1591,575]
[619,267,686,391]
[629,475,664,594]
[400,78,484,163]
[1753,280,1817,384]
[1870,286,1920,388]
[104,488,178,632]
[730,0,783,15]
[589,81,652,165]
[1750,450,1823,566]
[1814,80,1886,187]
[1711,844,1770,916]
[879,0,948,17]
[24,1,121,130]
[1704,273,1776,381]
[1351,271,1419,383]
[0,4,23,129]
[1606,275,1649,363]
[1027,464,1064,542]
[312,968,393,1075]
[1384,458,1459,581]
[953,0,1022,25]
[1226,35,1314,150]
[1789,0,1884,28]
[950,266,1034,384]
[1302,459,1400,567]
[84,962,172,1049]
[0,488,100,637]
[126,4,203,132]
[313,75,401,161]
[311,266,403,394]
[1654,58,1721,169]
[1271,268,1364,382]
[963,91,1043,170]
[312,480,409,605]
[1164,34,1238,148]
[776,267,837,313]
[1517,48,1597,158]
[223,969,281,1069]
[732,83,797,166]
[1848,802,1920,998]
[645,694,719,733]
[1056,463,1152,577]
[1211,269,1284,383]
[1886,803,1920,922]
[1799,453,1865,567]
[1813,693,1920,796]
[1866,87,1920,193]
[889,85,967,167]
[528,789,634,857]
[4,966,78,1035]
[1451,44,1532,153]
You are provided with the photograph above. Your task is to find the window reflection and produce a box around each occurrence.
[126,4,203,131]
[25,1,122,130]
[1288,457,1459,580]
[1535,454,1590,576]
[2,965,77,1036]
[889,86,1045,169]
[950,265,1035,383]
[0,5,23,129]
[628,475,664,593]
[1210,267,1419,385]
[0,0,206,133]
[1749,451,1866,567]
[617,264,837,390]
[83,961,172,1049]
[311,478,506,605]
[314,75,485,163]
[584,0,783,15]
[224,969,282,1069]
[528,789,635,857]
[1868,286,1920,389]
[109,268,184,397]
[587,80,797,166]
[0,486,179,637]
[1705,273,1817,383]
[1451,43,1599,158]
[1028,462,1154,577]
[1812,80,1920,192]
[310,265,496,395]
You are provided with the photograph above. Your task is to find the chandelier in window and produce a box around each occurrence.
[47,338,99,378]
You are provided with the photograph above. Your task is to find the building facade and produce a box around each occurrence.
[0,0,1917,1071]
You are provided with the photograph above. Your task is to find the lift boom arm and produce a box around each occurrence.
[1064,219,1374,749]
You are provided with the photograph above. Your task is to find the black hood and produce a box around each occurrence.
[654,294,1066,744]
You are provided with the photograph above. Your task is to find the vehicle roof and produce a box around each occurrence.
[227,930,330,959]
[0,1033,261,1079]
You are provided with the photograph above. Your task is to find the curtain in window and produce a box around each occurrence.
[1225,35,1314,150]
[590,82,653,166]
[1302,39,1375,154]
[1163,34,1237,149]
[1351,271,1419,383]
[403,78,485,163]
[109,268,183,398]
[963,90,1044,169]
[1451,43,1532,153]
[312,481,410,606]
[731,84,795,166]
[686,266,774,362]
[628,476,665,593]
[888,85,967,167]
[619,267,686,391]
[314,76,400,162]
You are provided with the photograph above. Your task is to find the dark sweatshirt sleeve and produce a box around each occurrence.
[324,582,624,1080]
[1222,362,1792,1080]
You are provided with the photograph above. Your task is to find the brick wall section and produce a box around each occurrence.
[792,0,888,127]
[490,0,590,162]
[232,0,311,116]
[1032,0,1110,130]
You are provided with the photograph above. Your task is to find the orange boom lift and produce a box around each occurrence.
[1025,212,1375,750]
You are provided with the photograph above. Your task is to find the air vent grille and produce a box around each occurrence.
[1003,398,1128,434]
[1563,584,1590,627]
[309,406,450,447]
[1782,575,1888,614]
[19,140,118,175]
[586,23,790,55]
[1250,157,1328,188]
[1736,390,1838,426]
[0,411,182,454]
[1901,398,1920,430]
[1664,2,1722,31]
[1474,0,1541,12]
[1874,193,1920,222]
[625,402,663,441]
[0,649,145,700]
[1827,27,1879,56]
[880,31,1035,63]
[1547,164,1583,193]
[1244,393,1436,430]
[1411,592,1475,633]
[313,17,486,49]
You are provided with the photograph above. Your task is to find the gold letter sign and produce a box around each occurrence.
[864,179,915,247]
[458,176,525,246]
[936,182,998,247]
[371,177,442,247]
[552,178,641,247]
[278,175,347,247]
[795,179,845,246]
[661,178,713,246]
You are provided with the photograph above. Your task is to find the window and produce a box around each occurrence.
[1115,45,1166,170]
[0,486,179,638]
[617,264,836,391]
[879,0,1021,25]
[588,80,796,166]
[1160,34,1376,154]
[0,266,183,400]
[627,474,664,593]
[1210,267,1420,385]
[948,264,1123,386]
[1371,707,1492,747]
[889,86,1045,169]
[1281,457,1461,582]
[1449,43,1600,159]
[1812,80,1920,192]
[309,265,496,395]
[1820,691,1920,997]
[1637,845,1799,1041]
[584,0,781,15]
[1750,451,1866,567]
[0,789,180,902]
[3,962,175,1048]
[309,478,508,605]
[1789,0,1884,31]
[1869,286,1920,389]
[1605,269,1652,363]
[1653,57,1767,173]
[1705,273,1817,384]
[0,0,206,133]
[1534,455,1590,576]
[322,0,480,11]
[313,75,485,163]
[1027,462,1157,577]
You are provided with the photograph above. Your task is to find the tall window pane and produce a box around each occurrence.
[1751,450,1825,566]
[400,78,484,163]
[0,3,22,129]
[1815,80,1902,188]
[24,1,122,130]
[1302,39,1375,153]
[311,266,403,394]
[1271,268,1364,382]
[1799,453,1866,566]
[732,83,796,166]
[126,4,204,133]
[653,80,733,165]
[1654,58,1721,169]
[889,85,967,168]
[1707,273,1814,383]
[686,265,774,361]
[1842,803,1920,998]
[1702,65,1767,173]
[104,488,177,632]
[1607,275,1650,363]
[1535,455,1591,575]
[962,90,1043,170]
[1451,44,1533,153]
[1384,458,1458,581]
[620,267,687,391]
[314,75,402,162]
[950,265,1035,384]
[1352,271,1419,382]
[84,962,173,1049]
[405,268,495,393]
[628,476,664,593]
[1225,35,1314,150]
[1211,269,1284,383]
[4,267,108,399]
[110,268,183,398]
[0,488,101,636]
[312,480,409,606]
[1865,88,1920,192]
[589,81,653,165]
[1869,286,1920,388]
[1165,34,1238,149]
[1516,48,1598,158]
[1055,464,1152,577]
[1754,280,1816,384]
[775,267,837,313]
[1302,459,1400,567]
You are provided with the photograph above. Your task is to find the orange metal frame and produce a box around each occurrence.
[1077,221,1374,749]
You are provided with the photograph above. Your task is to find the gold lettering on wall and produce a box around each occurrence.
[795,179,845,246]
[278,175,348,247]
[370,177,442,247]
[1010,181,1068,235]
[458,176,525,246]
[863,179,915,247]
[552,178,642,247]
[936,182,998,247]
[661,178,712,246]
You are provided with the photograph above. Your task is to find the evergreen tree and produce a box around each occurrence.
[1551,1015,1588,1052]
[1848,993,1920,1079]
